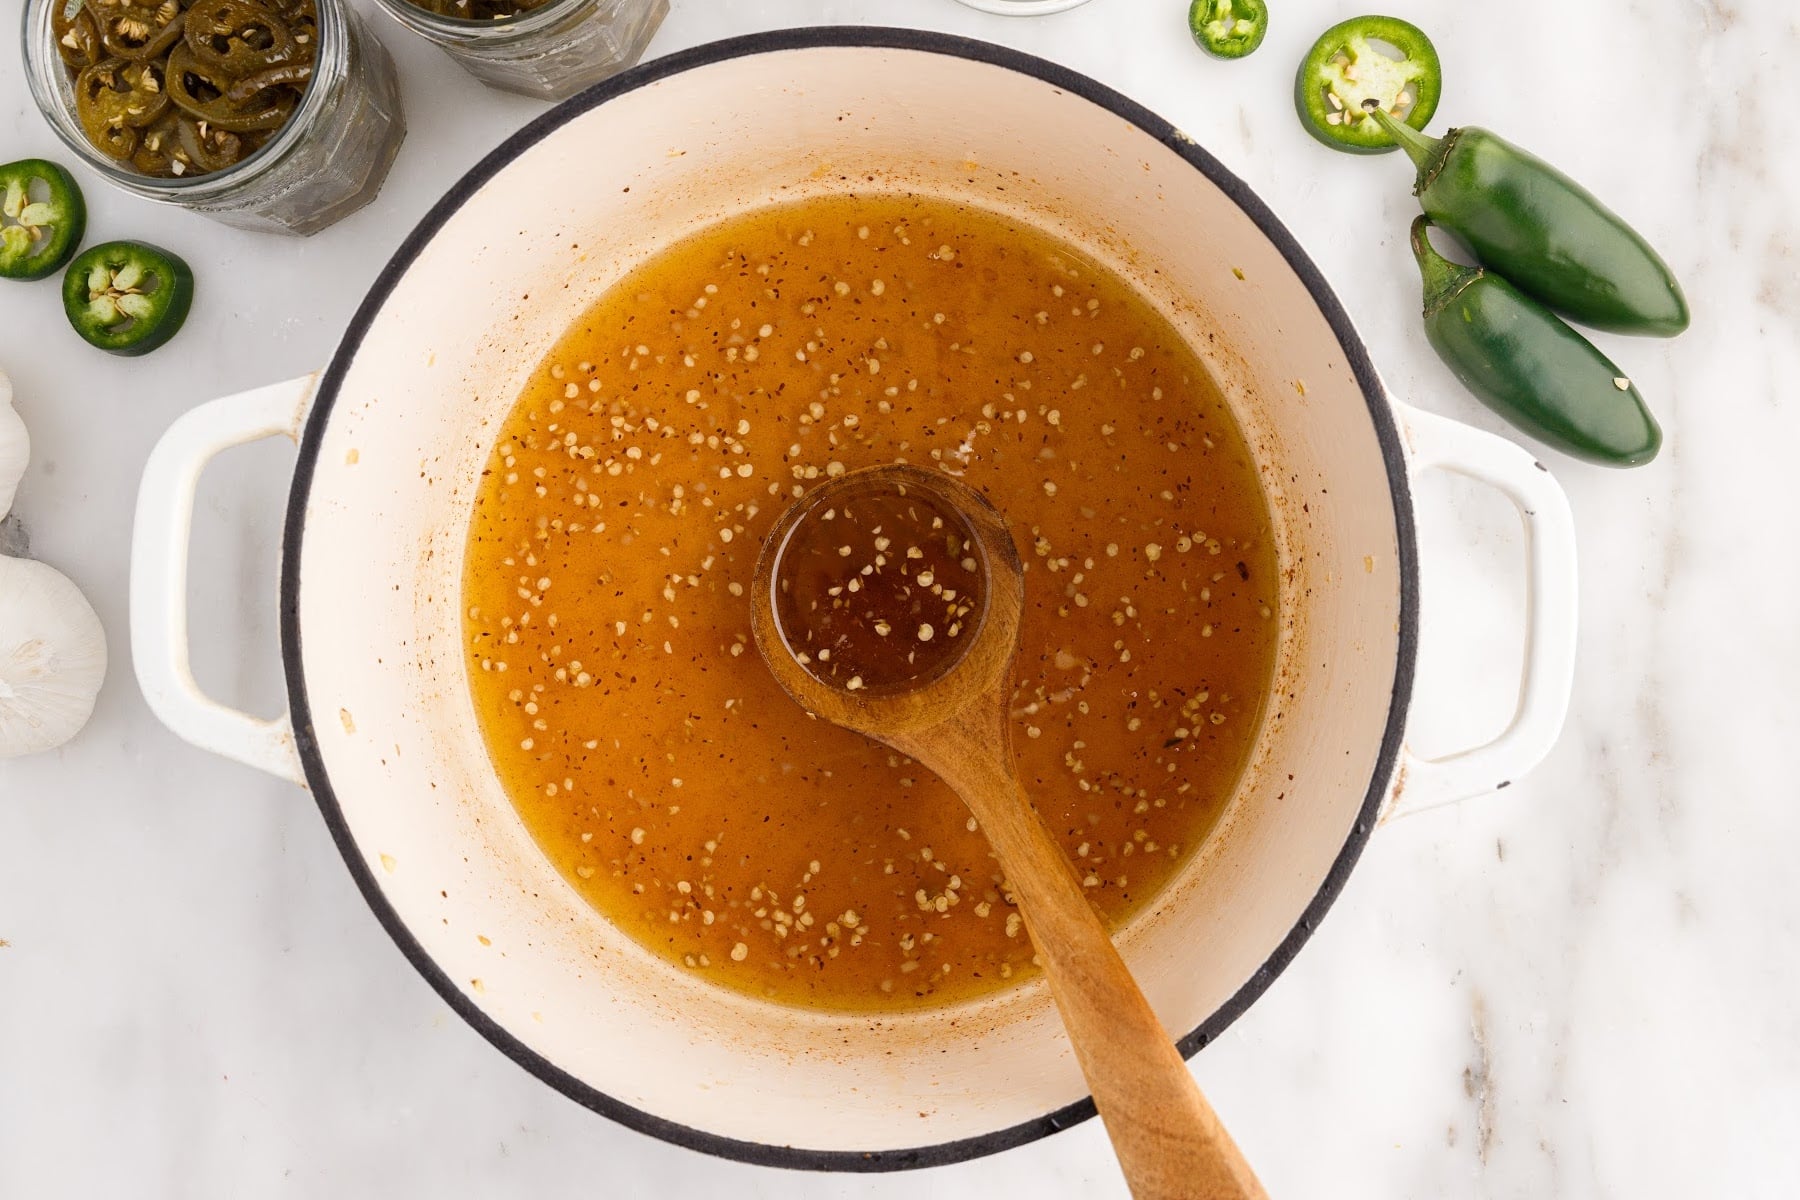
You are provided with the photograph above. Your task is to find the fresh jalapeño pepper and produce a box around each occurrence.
[1373,110,1689,337]
[1189,0,1268,60]
[1409,217,1659,467]
[0,159,87,282]
[62,240,194,356]
[1295,15,1441,154]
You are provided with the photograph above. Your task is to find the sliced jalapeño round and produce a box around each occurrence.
[1295,15,1441,154]
[0,159,87,282]
[62,240,194,356]
[1189,0,1268,59]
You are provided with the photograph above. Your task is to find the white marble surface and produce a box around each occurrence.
[3,0,1797,1195]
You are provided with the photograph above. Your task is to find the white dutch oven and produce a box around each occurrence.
[129,30,1577,1170]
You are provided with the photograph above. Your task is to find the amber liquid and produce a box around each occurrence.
[771,475,988,695]
[462,194,1280,1011]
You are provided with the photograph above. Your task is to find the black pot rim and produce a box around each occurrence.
[280,24,1419,1174]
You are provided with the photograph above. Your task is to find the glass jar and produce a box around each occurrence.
[953,0,1096,11]
[23,0,407,237]
[369,0,667,101]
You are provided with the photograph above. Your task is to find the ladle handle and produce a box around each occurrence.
[912,722,1267,1200]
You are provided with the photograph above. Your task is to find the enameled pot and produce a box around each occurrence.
[130,29,1577,1171]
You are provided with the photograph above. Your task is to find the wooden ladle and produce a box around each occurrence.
[750,464,1266,1200]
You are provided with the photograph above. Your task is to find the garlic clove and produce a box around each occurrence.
[0,556,107,759]
[0,369,26,521]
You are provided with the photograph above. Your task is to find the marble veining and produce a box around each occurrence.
[3,1,1797,1196]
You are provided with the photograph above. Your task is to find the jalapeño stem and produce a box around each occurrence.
[1408,217,1475,315]
[1368,105,1443,175]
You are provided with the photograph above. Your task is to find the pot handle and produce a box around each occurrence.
[1389,405,1579,819]
[130,375,317,787]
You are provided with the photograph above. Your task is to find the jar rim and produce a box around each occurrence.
[366,0,583,38]
[21,0,348,197]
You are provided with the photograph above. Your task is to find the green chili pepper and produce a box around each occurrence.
[56,0,318,179]
[1189,0,1267,59]
[182,0,301,76]
[175,115,247,173]
[1409,217,1659,467]
[225,59,313,103]
[0,159,87,282]
[1373,110,1689,338]
[52,3,104,69]
[1295,15,1441,154]
[128,112,181,175]
[97,4,187,62]
[75,60,173,154]
[167,42,299,134]
[62,240,194,356]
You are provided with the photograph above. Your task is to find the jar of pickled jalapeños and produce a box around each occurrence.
[368,0,667,101]
[23,0,406,236]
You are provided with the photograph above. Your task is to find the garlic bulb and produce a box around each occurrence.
[0,368,25,520]
[0,556,107,759]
